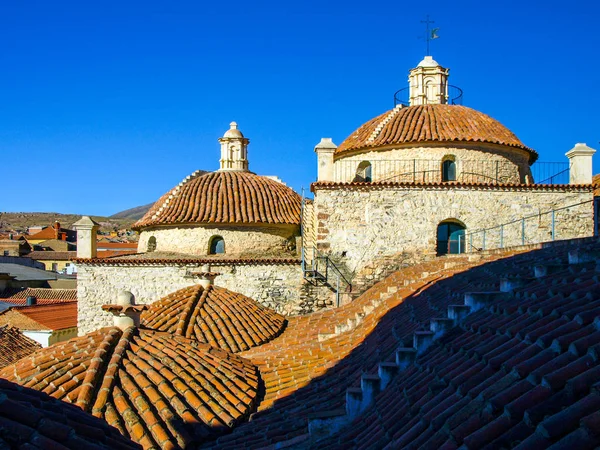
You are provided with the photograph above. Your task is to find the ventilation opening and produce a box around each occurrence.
[354,161,372,182]
[147,236,157,252]
[442,158,456,182]
[209,236,225,255]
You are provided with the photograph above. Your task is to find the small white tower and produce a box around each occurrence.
[218,121,250,171]
[408,56,450,106]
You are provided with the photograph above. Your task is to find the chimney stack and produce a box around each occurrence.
[314,138,337,182]
[26,296,37,306]
[72,216,100,259]
[191,264,220,289]
[102,291,148,330]
[566,143,596,185]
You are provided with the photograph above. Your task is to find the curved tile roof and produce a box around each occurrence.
[0,326,259,449]
[133,170,301,230]
[141,284,286,353]
[336,104,538,163]
[0,325,41,368]
[0,377,139,449]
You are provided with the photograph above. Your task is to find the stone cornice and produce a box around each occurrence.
[311,181,594,193]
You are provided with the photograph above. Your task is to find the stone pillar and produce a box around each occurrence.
[566,143,596,184]
[72,216,100,259]
[314,138,337,182]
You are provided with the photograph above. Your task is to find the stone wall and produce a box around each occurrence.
[77,260,335,335]
[333,143,532,184]
[313,184,593,290]
[138,224,299,256]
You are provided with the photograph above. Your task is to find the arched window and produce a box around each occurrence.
[209,236,225,255]
[442,157,457,182]
[354,161,372,182]
[147,236,156,252]
[436,220,466,255]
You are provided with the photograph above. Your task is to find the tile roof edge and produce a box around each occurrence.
[73,257,302,266]
[311,181,594,192]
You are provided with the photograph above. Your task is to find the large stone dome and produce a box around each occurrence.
[336,104,538,163]
[133,170,302,230]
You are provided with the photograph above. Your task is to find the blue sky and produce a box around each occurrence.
[1,0,598,216]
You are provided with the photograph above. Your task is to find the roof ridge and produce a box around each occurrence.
[367,106,403,144]
[150,169,205,223]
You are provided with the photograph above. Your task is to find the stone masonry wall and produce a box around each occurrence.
[77,261,335,335]
[333,143,532,184]
[314,185,593,290]
[138,224,299,255]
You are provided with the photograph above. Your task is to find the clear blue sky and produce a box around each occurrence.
[1,0,598,216]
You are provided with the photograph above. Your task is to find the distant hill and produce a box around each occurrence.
[109,203,153,220]
[0,212,137,234]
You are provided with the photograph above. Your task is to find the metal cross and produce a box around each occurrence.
[421,15,439,55]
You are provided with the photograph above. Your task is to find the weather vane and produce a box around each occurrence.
[420,15,439,56]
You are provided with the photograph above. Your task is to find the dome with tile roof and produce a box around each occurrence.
[336,104,537,163]
[132,122,302,257]
[141,284,286,352]
[0,325,260,449]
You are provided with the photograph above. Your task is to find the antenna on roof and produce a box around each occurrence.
[420,15,439,56]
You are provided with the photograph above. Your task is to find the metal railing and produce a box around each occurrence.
[530,161,570,185]
[334,159,522,184]
[301,245,352,307]
[462,199,595,253]
[394,84,463,107]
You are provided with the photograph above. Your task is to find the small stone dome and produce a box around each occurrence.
[336,104,538,163]
[223,121,244,138]
[142,284,286,353]
[0,327,260,449]
[0,378,139,449]
[132,170,302,230]
[417,55,440,67]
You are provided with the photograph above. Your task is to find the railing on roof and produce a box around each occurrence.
[333,159,522,184]
[530,161,570,185]
[333,159,573,186]
[394,84,463,107]
[459,199,595,254]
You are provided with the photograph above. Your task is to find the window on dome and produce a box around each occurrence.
[209,236,225,255]
[442,158,456,182]
[147,236,157,252]
[354,161,372,182]
[436,220,465,255]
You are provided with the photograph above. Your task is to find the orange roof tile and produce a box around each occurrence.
[0,378,140,449]
[26,250,77,260]
[0,327,259,449]
[142,284,286,352]
[0,325,41,368]
[0,287,77,300]
[132,170,301,230]
[0,302,77,330]
[336,104,538,163]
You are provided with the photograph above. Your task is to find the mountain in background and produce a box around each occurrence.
[109,203,153,220]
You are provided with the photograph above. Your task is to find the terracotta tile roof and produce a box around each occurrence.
[27,226,76,242]
[132,170,301,230]
[97,242,139,249]
[0,327,259,449]
[0,325,41,368]
[142,285,286,352]
[74,256,300,266]
[97,250,138,258]
[26,250,77,260]
[0,301,77,330]
[593,173,600,196]
[336,104,539,163]
[201,238,600,449]
[0,287,77,301]
[311,180,594,192]
[0,378,140,449]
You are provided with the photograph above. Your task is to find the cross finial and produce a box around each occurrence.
[421,15,439,56]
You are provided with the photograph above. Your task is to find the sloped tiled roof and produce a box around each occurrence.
[0,301,77,330]
[0,325,41,368]
[203,238,600,449]
[141,284,286,352]
[27,250,77,260]
[0,326,260,449]
[132,170,301,230]
[336,104,538,163]
[0,287,77,300]
[0,377,140,449]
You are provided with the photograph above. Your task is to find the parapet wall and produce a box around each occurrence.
[313,183,594,290]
